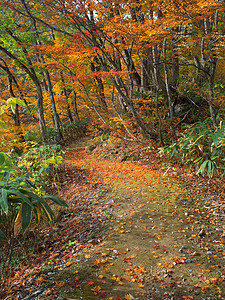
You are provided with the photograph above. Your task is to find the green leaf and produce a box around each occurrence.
[14,98,25,106]
[3,171,11,181]
[0,106,6,116]
[197,160,208,175]
[0,228,7,241]
[7,190,33,207]
[193,134,204,145]
[0,153,6,165]
[7,97,25,107]
[24,190,43,204]
[0,188,8,214]
[38,167,45,175]
[43,194,68,207]
[194,157,203,163]
[207,161,216,178]
[21,203,32,232]
[0,120,7,129]
[39,198,54,223]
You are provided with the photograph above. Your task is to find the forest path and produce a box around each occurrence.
[54,137,225,300]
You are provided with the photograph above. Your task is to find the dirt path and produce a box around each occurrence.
[6,137,224,300]
[54,138,225,300]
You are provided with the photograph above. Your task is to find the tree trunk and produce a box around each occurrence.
[6,73,25,141]
[113,78,151,136]
[73,90,80,122]
[122,48,142,90]
[152,46,164,144]
[35,83,48,143]
[208,58,218,128]
[60,72,73,122]
[90,61,107,109]
[163,38,174,122]
[171,51,179,88]
[45,70,63,141]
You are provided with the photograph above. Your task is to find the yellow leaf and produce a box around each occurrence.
[138,283,145,288]
[35,204,42,225]
[56,281,65,287]
[94,286,101,292]
[45,289,52,295]
[28,177,35,182]
[14,205,22,236]
[35,276,45,285]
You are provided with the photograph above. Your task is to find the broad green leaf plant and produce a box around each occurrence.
[0,152,67,242]
[160,117,225,178]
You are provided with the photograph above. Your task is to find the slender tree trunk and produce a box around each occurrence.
[90,60,107,109]
[110,85,137,140]
[152,46,164,145]
[45,70,63,141]
[122,48,142,89]
[35,83,48,143]
[155,86,164,146]
[208,58,218,127]
[6,74,25,142]
[60,72,73,122]
[0,59,31,111]
[73,91,80,122]
[163,38,174,122]
[69,71,80,121]
[78,79,113,129]
[0,44,47,143]
[194,37,209,85]
[171,47,179,88]
[112,78,151,136]
[150,45,166,91]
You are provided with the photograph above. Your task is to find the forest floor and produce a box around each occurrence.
[5,136,225,300]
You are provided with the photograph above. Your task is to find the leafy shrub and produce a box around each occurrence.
[24,126,42,144]
[0,151,67,287]
[62,119,88,139]
[159,117,225,177]
[0,144,67,287]
[19,144,63,179]
[0,151,67,242]
[46,127,59,142]
[24,126,59,144]
[25,119,89,144]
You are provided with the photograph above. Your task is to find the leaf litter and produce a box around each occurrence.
[3,137,225,300]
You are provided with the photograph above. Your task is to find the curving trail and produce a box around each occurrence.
[7,137,225,300]
[56,138,225,300]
